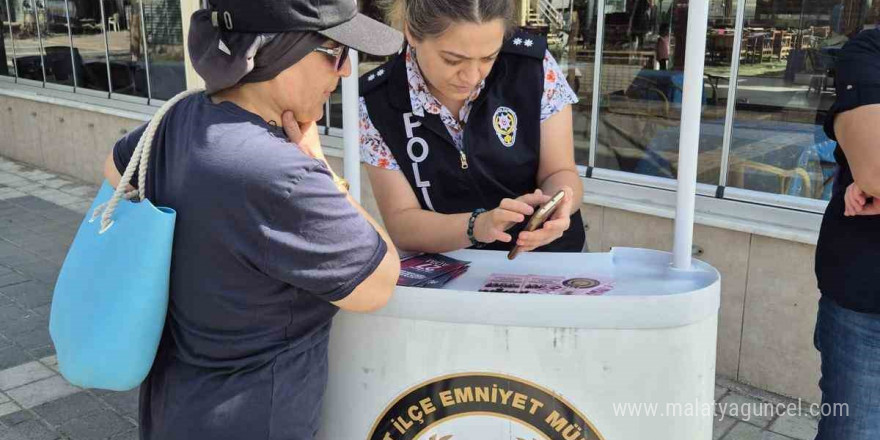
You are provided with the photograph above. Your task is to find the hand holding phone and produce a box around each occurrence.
[507,189,567,260]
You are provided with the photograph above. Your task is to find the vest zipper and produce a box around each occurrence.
[459,150,469,170]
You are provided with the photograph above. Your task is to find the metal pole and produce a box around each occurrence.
[138,0,152,101]
[588,0,607,170]
[63,0,76,88]
[718,0,747,190]
[99,0,113,96]
[672,0,709,270]
[32,0,46,85]
[4,0,17,80]
[341,50,361,202]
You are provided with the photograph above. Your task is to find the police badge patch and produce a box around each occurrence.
[492,106,518,147]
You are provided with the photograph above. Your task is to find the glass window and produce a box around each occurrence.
[726,0,877,200]
[143,0,185,101]
[567,0,600,166]
[100,0,146,98]
[592,0,732,184]
[10,0,46,82]
[69,0,112,93]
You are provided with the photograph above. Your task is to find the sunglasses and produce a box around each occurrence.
[313,45,350,71]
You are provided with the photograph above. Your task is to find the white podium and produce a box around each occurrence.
[318,248,720,440]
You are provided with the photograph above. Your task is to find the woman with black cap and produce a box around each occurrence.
[359,0,586,255]
[100,1,403,438]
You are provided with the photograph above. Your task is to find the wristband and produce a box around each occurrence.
[467,208,487,248]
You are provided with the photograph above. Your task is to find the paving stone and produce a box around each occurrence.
[0,313,48,339]
[32,393,102,427]
[0,192,27,202]
[5,420,59,440]
[10,331,53,352]
[5,376,79,409]
[0,275,29,290]
[29,307,51,319]
[0,243,23,258]
[3,180,32,190]
[0,253,42,269]
[768,414,818,440]
[58,410,134,440]
[109,430,138,440]
[35,359,55,372]
[714,415,737,440]
[0,348,31,371]
[0,304,27,322]
[721,421,790,440]
[22,350,52,366]
[59,203,89,216]
[0,190,24,200]
[0,393,7,404]
[60,187,97,199]
[0,283,53,311]
[37,181,68,191]
[99,389,139,417]
[0,408,33,427]
[34,194,79,207]
[6,200,53,214]
[36,254,66,267]
[6,265,57,286]
[0,402,21,418]
[718,393,776,428]
[0,423,27,440]
[0,362,55,391]
[36,210,81,226]
[0,175,26,186]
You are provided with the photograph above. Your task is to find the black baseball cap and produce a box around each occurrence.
[207,0,403,56]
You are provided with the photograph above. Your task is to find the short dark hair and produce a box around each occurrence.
[383,0,515,42]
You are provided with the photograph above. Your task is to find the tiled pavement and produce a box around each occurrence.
[0,155,820,439]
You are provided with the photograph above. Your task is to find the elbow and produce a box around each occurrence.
[360,284,395,313]
[854,173,880,198]
[359,250,401,313]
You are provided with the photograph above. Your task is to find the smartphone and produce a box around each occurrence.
[507,189,566,260]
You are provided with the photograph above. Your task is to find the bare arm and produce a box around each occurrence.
[536,105,583,213]
[835,104,880,198]
[514,105,584,252]
[367,165,473,253]
[366,165,545,254]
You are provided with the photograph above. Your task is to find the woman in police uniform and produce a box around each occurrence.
[359,0,586,254]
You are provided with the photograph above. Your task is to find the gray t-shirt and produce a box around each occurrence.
[113,92,386,440]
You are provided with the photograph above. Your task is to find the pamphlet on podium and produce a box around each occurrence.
[397,254,470,288]
[479,274,614,295]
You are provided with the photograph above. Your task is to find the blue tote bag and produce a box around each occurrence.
[49,90,199,391]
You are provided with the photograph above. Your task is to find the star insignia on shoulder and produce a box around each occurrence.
[513,37,523,46]
[368,74,376,81]
[377,69,385,77]
[524,39,534,47]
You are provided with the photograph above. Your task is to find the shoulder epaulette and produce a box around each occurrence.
[359,57,398,95]
[501,30,547,59]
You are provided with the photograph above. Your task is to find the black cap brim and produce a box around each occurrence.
[318,13,403,56]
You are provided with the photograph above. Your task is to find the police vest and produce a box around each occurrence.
[361,31,585,252]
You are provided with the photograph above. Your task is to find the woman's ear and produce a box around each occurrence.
[403,25,416,49]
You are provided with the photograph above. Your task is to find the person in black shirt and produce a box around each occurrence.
[813,27,880,440]
[359,0,586,255]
